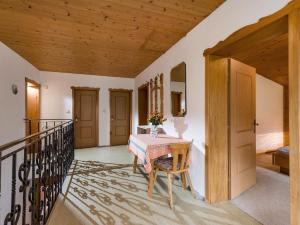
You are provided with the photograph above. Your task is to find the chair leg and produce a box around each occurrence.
[133,155,138,173]
[167,173,174,209]
[153,167,159,184]
[186,171,195,197]
[148,169,155,198]
[180,172,187,189]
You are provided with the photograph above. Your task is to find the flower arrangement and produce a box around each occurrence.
[148,111,166,138]
[148,111,166,127]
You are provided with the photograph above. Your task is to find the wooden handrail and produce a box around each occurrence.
[24,118,72,121]
[0,120,73,152]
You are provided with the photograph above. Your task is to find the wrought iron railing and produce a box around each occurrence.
[0,119,74,225]
[24,119,72,134]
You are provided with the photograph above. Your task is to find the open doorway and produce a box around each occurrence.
[208,19,290,224]
[138,84,149,126]
[25,78,40,136]
[227,57,289,225]
[222,16,290,223]
[255,75,288,174]
[203,5,300,224]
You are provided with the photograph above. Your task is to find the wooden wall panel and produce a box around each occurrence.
[288,9,300,225]
[205,55,229,203]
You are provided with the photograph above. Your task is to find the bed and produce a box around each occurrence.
[272,146,289,175]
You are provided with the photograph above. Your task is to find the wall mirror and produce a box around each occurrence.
[170,62,186,117]
[150,74,164,115]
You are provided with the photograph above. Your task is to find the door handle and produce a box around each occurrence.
[253,120,259,133]
[75,117,79,122]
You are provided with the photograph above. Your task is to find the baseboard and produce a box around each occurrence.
[192,188,205,201]
[98,144,129,148]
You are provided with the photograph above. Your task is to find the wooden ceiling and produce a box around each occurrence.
[233,32,288,86]
[206,16,288,86]
[0,0,224,77]
[230,17,288,86]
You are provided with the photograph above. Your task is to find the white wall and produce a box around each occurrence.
[256,74,284,153]
[0,44,135,222]
[40,71,135,146]
[134,0,291,197]
[0,42,40,145]
[0,42,40,224]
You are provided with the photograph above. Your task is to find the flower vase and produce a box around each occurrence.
[150,125,158,138]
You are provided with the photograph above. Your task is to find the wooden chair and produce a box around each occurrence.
[152,142,194,209]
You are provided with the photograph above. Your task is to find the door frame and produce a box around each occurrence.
[138,83,149,125]
[109,88,133,146]
[71,87,100,148]
[204,1,300,224]
[25,77,41,135]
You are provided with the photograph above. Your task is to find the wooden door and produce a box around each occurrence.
[73,88,99,149]
[110,90,131,146]
[171,92,181,116]
[230,59,256,199]
[138,85,149,125]
[25,79,40,135]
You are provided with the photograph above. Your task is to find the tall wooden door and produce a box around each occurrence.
[25,79,40,136]
[110,90,131,146]
[138,85,149,125]
[230,59,256,199]
[73,88,99,149]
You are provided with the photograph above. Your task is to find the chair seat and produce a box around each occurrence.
[155,157,175,171]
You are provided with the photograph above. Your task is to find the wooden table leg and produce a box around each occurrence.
[147,159,155,198]
[133,155,138,173]
[180,173,187,189]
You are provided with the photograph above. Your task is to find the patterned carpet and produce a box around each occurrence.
[47,158,260,225]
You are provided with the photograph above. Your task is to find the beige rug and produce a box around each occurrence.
[232,167,289,225]
[48,159,260,225]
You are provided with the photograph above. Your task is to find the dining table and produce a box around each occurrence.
[128,133,190,197]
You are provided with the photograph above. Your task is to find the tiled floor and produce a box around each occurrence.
[47,146,261,225]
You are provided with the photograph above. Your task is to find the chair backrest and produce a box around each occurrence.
[169,142,192,172]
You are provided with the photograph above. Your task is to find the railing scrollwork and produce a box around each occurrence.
[0,119,74,225]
